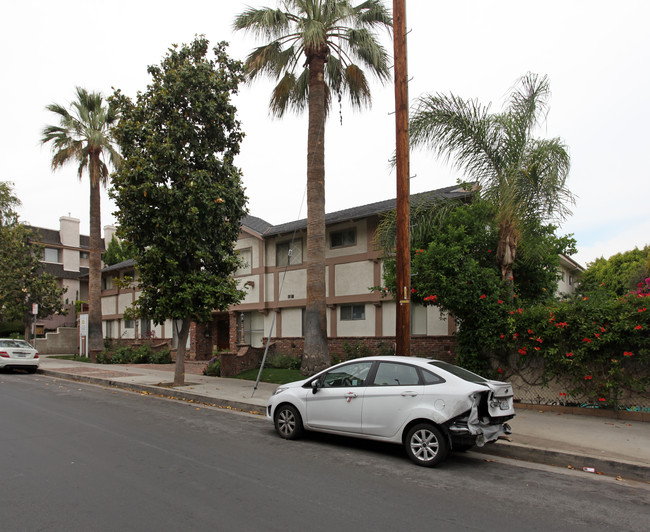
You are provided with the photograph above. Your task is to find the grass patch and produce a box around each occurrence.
[234,367,303,385]
[48,355,93,362]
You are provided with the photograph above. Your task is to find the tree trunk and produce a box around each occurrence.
[173,318,191,386]
[88,178,104,353]
[497,220,518,300]
[301,47,329,376]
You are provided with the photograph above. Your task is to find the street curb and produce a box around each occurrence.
[37,368,650,482]
[38,368,266,416]
[473,441,650,483]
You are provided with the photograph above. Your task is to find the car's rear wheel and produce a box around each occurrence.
[25,366,38,374]
[404,423,448,467]
[274,404,303,440]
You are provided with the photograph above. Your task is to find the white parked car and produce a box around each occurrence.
[267,356,514,467]
[0,339,40,373]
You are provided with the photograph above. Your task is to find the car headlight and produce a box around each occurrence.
[273,386,289,396]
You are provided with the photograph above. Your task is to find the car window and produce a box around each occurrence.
[371,362,420,386]
[428,360,488,384]
[321,361,372,388]
[421,369,445,385]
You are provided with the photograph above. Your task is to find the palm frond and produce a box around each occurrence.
[270,71,309,117]
[233,7,294,40]
[410,93,502,184]
[353,0,393,28]
[506,72,550,135]
[245,42,297,80]
[234,0,391,116]
[341,64,371,108]
[42,87,121,183]
[344,28,391,81]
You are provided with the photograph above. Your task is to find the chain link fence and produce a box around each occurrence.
[508,371,650,413]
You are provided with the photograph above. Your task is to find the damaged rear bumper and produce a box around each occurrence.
[446,392,514,447]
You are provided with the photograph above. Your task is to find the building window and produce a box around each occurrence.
[102,275,115,290]
[124,319,134,329]
[276,239,302,267]
[238,312,264,347]
[140,319,152,338]
[104,320,113,339]
[80,252,89,260]
[236,248,252,275]
[330,228,356,249]
[569,275,573,286]
[43,247,60,263]
[340,304,365,321]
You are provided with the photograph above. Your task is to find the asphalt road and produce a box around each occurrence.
[2,371,649,532]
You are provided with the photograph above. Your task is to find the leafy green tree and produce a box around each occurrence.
[409,73,574,298]
[378,200,576,373]
[102,236,136,267]
[0,224,66,340]
[234,0,392,375]
[579,246,650,298]
[111,38,248,386]
[41,88,121,354]
[0,181,21,227]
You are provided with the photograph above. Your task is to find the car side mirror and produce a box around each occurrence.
[311,380,320,394]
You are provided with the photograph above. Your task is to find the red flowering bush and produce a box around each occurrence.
[504,291,650,408]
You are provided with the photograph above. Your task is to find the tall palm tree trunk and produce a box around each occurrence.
[496,220,518,300]
[88,178,104,355]
[302,49,329,375]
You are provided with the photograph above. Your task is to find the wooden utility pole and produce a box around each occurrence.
[393,0,411,355]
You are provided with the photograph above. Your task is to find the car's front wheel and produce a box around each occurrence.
[274,404,304,440]
[404,423,448,467]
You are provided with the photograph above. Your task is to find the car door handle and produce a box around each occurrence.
[401,391,418,397]
[344,392,358,398]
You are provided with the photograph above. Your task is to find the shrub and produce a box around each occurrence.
[342,341,373,361]
[109,346,135,364]
[131,344,153,363]
[96,350,111,364]
[267,353,300,370]
[203,356,221,377]
[96,344,173,365]
[503,291,650,408]
[149,347,172,364]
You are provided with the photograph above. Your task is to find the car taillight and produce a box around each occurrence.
[0,351,9,358]
[35,353,39,358]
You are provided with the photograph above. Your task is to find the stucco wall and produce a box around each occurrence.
[334,261,374,296]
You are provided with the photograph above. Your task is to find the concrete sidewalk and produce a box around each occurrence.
[36,356,650,483]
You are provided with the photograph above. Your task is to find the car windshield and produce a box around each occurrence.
[428,360,488,384]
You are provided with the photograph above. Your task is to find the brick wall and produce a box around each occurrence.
[266,336,456,362]
[191,322,215,360]
[220,345,265,377]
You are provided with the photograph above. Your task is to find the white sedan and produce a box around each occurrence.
[0,339,40,373]
[267,356,514,467]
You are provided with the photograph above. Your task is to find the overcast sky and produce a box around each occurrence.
[2,0,649,267]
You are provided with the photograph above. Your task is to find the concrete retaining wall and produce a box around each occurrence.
[35,327,79,354]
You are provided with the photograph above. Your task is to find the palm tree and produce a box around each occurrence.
[234,0,392,374]
[409,73,574,296]
[42,87,121,355]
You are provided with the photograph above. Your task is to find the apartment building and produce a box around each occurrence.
[98,184,583,361]
[30,216,115,331]
[100,185,467,359]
